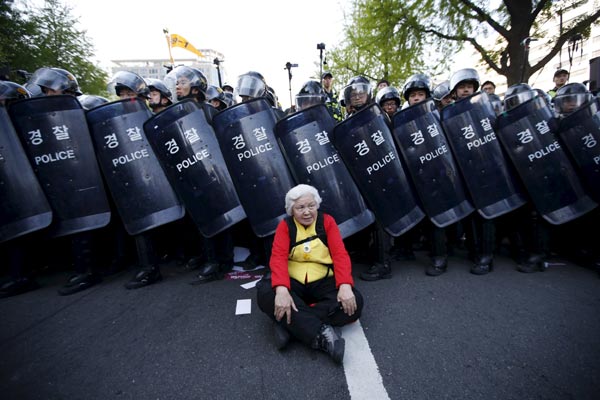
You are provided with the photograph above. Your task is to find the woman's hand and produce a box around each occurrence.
[337,283,357,316]
[274,286,298,324]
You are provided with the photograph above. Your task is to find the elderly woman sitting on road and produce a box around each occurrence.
[256,184,364,364]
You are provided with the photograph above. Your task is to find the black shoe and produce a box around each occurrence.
[359,262,392,281]
[124,267,162,289]
[190,262,222,285]
[426,257,447,276]
[238,255,262,271]
[311,324,345,364]
[0,277,40,299]
[274,322,291,350]
[58,273,102,296]
[471,255,494,275]
[517,254,545,273]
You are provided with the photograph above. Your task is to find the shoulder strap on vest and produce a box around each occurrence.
[286,213,328,250]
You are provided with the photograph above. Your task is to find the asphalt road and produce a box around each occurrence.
[1,249,599,400]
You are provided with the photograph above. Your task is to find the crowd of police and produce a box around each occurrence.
[0,63,599,299]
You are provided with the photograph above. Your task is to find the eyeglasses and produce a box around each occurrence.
[293,203,317,212]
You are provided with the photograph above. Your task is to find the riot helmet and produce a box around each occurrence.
[503,83,535,111]
[449,68,480,95]
[107,71,149,99]
[553,82,593,116]
[295,80,327,111]
[206,85,228,110]
[342,76,372,112]
[0,81,31,105]
[29,67,82,96]
[23,81,43,97]
[534,88,552,108]
[264,85,279,108]
[376,86,401,107]
[221,83,234,93]
[146,78,173,110]
[487,93,503,115]
[77,94,109,110]
[432,80,451,102]
[222,91,235,107]
[235,71,267,101]
[402,73,431,102]
[164,65,208,102]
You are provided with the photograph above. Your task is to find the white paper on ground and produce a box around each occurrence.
[240,278,262,290]
[235,299,252,315]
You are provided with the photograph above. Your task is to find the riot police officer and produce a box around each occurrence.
[0,81,41,298]
[164,66,235,284]
[28,67,106,295]
[339,76,394,281]
[229,70,282,273]
[295,80,327,111]
[447,68,496,275]
[375,86,402,122]
[432,80,453,112]
[551,83,600,275]
[146,78,173,114]
[401,73,453,276]
[206,85,229,111]
[106,70,167,289]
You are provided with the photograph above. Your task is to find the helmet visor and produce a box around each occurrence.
[235,75,266,99]
[554,93,592,115]
[296,94,326,111]
[504,91,534,112]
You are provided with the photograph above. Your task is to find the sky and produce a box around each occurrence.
[60,0,350,110]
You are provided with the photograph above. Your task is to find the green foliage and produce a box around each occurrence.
[0,0,107,94]
[326,0,600,88]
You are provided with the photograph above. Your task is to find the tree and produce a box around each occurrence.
[0,0,39,81]
[0,0,107,94]
[29,0,108,94]
[327,0,600,88]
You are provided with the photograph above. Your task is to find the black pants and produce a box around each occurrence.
[256,276,363,345]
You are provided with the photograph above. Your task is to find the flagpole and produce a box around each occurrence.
[163,28,174,66]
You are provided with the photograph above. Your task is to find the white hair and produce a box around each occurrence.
[284,184,322,216]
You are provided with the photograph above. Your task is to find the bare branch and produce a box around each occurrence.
[457,0,509,38]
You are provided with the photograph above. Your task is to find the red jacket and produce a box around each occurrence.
[270,213,354,290]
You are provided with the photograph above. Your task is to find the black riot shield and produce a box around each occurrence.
[8,95,110,237]
[496,96,597,224]
[557,98,600,203]
[393,99,474,227]
[143,100,246,237]
[441,92,527,218]
[275,104,375,238]
[0,106,52,242]
[86,98,184,235]
[212,98,295,237]
[331,104,425,236]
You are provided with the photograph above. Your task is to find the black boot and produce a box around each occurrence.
[124,266,162,289]
[470,255,493,275]
[517,253,546,273]
[426,256,447,276]
[311,324,345,364]
[0,277,40,298]
[190,261,222,285]
[58,272,102,295]
[359,262,391,281]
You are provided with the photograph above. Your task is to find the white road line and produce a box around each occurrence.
[342,320,390,400]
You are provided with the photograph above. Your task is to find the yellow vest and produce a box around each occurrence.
[288,218,333,284]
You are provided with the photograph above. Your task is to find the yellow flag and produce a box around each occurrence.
[170,34,204,57]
